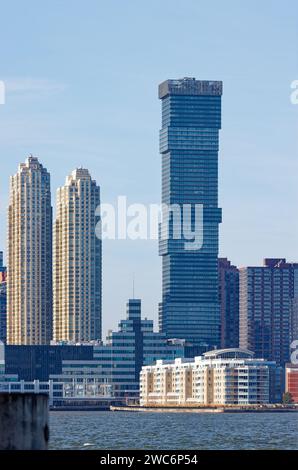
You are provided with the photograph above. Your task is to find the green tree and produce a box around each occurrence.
[282,392,294,404]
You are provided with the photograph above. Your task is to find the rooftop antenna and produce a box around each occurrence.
[132,273,135,299]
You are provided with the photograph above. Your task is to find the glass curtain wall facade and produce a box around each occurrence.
[158,78,223,347]
[0,253,6,343]
[0,282,6,343]
[93,299,186,398]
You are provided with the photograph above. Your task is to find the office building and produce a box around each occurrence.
[92,299,187,398]
[0,282,6,343]
[7,156,52,344]
[218,258,239,348]
[0,251,6,283]
[0,253,6,343]
[3,298,188,401]
[158,77,223,347]
[53,168,102,342]
[239,258,298,366]
[291,297,298,344]
[4,344,94,381]
[0,341,114,408]
[140,349,276,406]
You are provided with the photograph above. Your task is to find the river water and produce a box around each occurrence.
[49,411,298,450]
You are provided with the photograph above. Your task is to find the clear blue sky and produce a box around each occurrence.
[0,0,297,337]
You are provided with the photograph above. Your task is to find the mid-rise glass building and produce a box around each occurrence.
[158,78,223,347]
[0,283,6,344]
[93,299,187,398]
[0,252,6,343]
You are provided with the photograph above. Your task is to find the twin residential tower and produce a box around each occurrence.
[7,158,102,345]
[7,157,52,344]
[53,168,101,342]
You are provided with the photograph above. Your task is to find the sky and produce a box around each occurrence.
[0,0,297,337]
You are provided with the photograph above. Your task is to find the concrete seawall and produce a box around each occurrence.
[0,393,49,450]
[110,405,298,413]
[111,406,224,413]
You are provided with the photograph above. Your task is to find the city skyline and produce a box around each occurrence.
[0,1,297,456]
[0,110,297,338]
[0,97,298,350]
[0,1,297,336]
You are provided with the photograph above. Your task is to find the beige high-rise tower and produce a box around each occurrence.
[53,168,101,342]
[7,156,52,344]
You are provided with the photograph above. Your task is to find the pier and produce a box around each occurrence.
[0,393,49,450]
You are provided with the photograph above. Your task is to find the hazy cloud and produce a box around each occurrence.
[4,78,65,95]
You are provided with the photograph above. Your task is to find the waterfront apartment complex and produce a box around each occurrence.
[7,157,52,344]
[140,349,275,406]
[158,78,222,348]
[239,258,298,366]
[53,168,102,342]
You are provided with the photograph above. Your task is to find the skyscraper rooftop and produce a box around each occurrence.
[159,77,223,99]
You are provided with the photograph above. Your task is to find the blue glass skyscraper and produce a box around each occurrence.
[159,78,223,348]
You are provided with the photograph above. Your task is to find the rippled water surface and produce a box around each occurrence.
[49,411,298,450]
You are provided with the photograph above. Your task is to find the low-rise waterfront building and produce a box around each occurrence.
[0,341,115,408]
[1,300,198,405]
[285,364,298,403]
[140,349,280,406]
[4,344,94,381]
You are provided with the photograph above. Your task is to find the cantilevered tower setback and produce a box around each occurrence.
[159,78,223,348]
